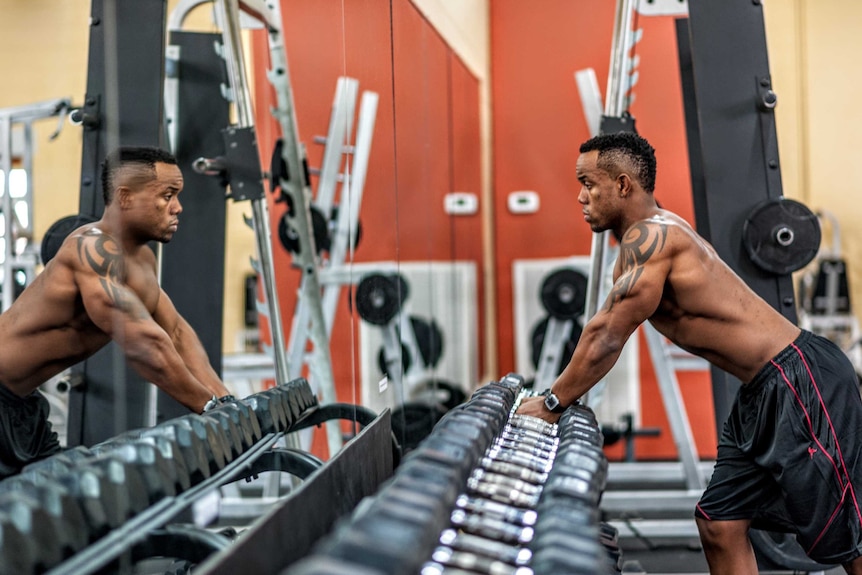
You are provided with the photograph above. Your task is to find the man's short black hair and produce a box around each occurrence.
[101,146,177,205]
[579,131,657,193]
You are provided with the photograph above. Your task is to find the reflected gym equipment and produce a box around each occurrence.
[0,379,395,575]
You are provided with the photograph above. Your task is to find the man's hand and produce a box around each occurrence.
[516,395,562,424]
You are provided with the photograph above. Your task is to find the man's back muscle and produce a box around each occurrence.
[641,211,799,382]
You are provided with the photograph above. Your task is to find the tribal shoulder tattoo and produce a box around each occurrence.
[604,220,668,312]
[77,231,149,321]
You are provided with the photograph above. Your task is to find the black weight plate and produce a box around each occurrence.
[40,214,98,265]
[278,205,331,255]
[412,316,444,368]
[531,316,582,373]
[540,268,588,319]
[356,273,401,325]
[742,198,821,275]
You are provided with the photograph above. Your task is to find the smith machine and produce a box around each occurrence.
[546,0,828,572]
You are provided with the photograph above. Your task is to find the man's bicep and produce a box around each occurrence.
[152,288,182,338]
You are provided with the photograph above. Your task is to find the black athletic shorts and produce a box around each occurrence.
[695,330,862,564]
[0,382,61,480]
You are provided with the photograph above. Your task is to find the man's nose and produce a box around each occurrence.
[172,198,183,214]
[577,189,588,204]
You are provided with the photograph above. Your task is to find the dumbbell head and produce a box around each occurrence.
[406,436,480,479]
[118,433,193,493]
[185,414,234,471]
[0,483,89,569]
[389,459,463,508]
[530,543,606,575]
[541,473,603,507]
[221,400,262,444]
[40,457,150,540]
[375,484,452,528]
[532,500,600,531]
[202,410,245,461]
[552,448,608,486]
[470,384,516,407]
[284,377,317,410]
[323,513,435,575]
[20,445,94,476]
[142,421,211,486]
[499,373,526,394]
[432,414,496,447]
[0,503,39,574]
[89,441,179,504]
[243,393,287,434]
[258,386,298,429]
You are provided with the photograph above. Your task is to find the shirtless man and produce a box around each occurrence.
[0,146,233,479]
[517,132,862,573]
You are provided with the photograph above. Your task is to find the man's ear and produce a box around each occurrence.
[116,186,132,208]
[617,174,633,197]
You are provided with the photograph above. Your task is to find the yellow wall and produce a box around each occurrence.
[0,0,90,237]
[765,0,862,325]
[0,0,257,353]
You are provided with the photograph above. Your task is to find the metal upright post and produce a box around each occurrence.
[582,0,636,406]
[0,116,12,313]
[255,0,342,455]
[214,0,291,389]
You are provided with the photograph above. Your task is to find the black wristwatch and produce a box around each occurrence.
[543,391,567,414]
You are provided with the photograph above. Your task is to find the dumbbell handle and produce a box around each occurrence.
[484,450,552,474]
[456,494,538,526]
[431,547,533,575]
[440,529,532,566]
[479,459,548,486]
[470,469,543,495]
[451,509,535,544]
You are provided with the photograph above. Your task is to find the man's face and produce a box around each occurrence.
[126,162,184,243]
[576,150,621,233]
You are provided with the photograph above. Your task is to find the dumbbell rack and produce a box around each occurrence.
[286,373,621,575]
[0,378,388,575]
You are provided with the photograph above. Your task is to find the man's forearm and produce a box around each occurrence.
[551,327,626,406]
[173,321,232,397]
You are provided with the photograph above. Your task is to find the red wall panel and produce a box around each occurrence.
[391,0,451,262]
[250,1,485,459]
[449,53,485,377]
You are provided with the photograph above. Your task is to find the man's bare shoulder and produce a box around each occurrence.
[53,226,123,278]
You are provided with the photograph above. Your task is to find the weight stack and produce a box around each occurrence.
[285,374,616,575]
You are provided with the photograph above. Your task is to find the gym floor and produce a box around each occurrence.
[618,536,848,574]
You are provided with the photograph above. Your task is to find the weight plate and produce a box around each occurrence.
[530,316,582,373]
[742,198,821,275]
[277,205,331,255]
[356,273,401,325]
[40,214,98,265]
[540,268,589,319]
[376,316,445,375]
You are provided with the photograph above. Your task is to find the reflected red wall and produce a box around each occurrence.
[250,0,484,457]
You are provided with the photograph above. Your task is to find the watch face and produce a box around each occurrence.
[544,393,561,412]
